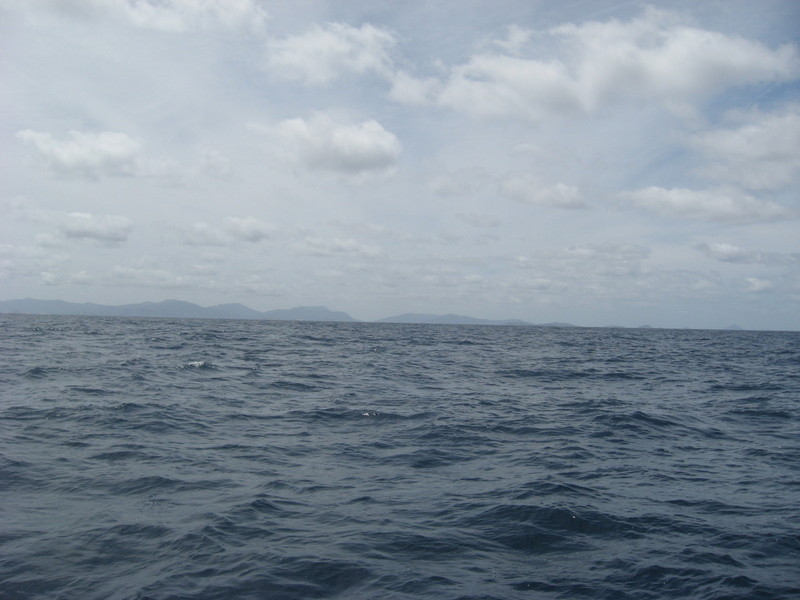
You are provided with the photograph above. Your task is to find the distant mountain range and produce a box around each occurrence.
[0,298,580,326]
[0,298,356,322]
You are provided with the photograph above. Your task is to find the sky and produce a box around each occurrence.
[1,0,799,329]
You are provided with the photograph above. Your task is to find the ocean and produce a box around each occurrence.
[1,314,798,600]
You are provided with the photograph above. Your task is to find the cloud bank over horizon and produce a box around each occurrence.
[2,0,798,329]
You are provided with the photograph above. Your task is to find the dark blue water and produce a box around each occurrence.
[1,315,799,600]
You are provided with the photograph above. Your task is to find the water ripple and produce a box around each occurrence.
[1,315,798,600]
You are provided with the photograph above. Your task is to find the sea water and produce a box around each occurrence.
[1,314,798,599]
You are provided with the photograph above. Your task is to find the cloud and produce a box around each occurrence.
[689,103,800,191]
[502,176,587,209]
[515,243,651,281]
[183,217,271,245]
[34,233,62,248]
[17,130,141,179]
[494,25,534,55]
[112,265,186,287]
[40,271,58,285]
[273,113,401,178]
[303,237,384,259]
[36,267,96,286]
[436,53,578,121]
[696,243,799,265]
[388,71,439,104]
[562,243,651,262]
[223,217,271,242]
[265,22,395,85]
[15,129,181,181]
[550,9,798,105]
[331,220,421,244]
[622,186,792,223]
[455,213,501,228]
[10,202,135,246]
[0,243,46,261]
[196,149,234,180]
[21,0,269,32]
[0,242,69,285]
[429,168,490,197]
[403,9,799,121]
[121,0,268,32]
[510,244,734,308]
[696,242,756,263]
[744,277,773,292]
[183,222,228,246]
[70,270,94,285]
[60,213,132,243]
[565,243,650,278]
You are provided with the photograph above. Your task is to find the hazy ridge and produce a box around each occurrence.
[0,298,579,326]
[0,298,356,323]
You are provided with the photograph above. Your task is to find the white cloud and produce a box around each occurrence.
[430,175,470,197]
[0,242,69,285]
[696,243,799,265]
[34,233,61,248]
[388,71,439,104]
[515,243,651,282]
[36,268,95,286]
[70,270,94,285]
[112,265,184,286]
[0,244,47,261]
[183,218,271,245]
[437,53,578,121]
[744,277,773,292]
[552,9,798,105]
[567,243,650,277]
[16,129,180,181]
[502,176,587,209]
[61,213,133,243]
[17,130,141,179]
[563,243,651,262]
[494,25,533,55]
[121,0,268,32]
[429,168,490,197]
[622,186,792,223]
[303,237,384,259]
[265,23,395,85]
[508,241,660,306]
[273,113,401,178]
[512,276,554,291]
[196,149,233,180]
[696,242,756,263]
[223,217,271,242]
[20,0,269,32]
[410,9,799,121]
[690,103,800,191]
[456,213,501,228]
[331,220,421,244]
[183,222,227,246]
[9,202,136,246]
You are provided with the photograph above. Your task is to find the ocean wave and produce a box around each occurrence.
[1,316,798,600]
